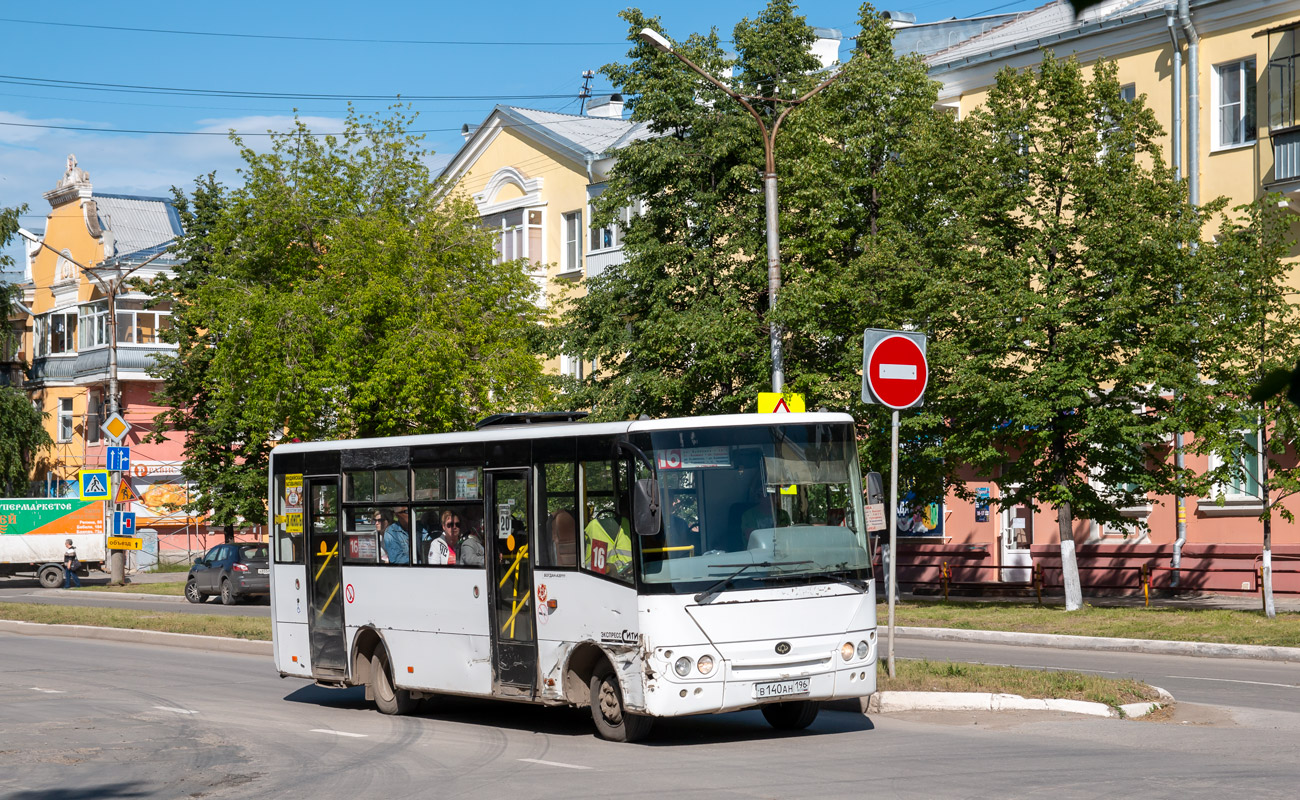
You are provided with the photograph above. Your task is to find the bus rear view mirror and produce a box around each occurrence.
[632,478,661,537]
[865,472,885,506]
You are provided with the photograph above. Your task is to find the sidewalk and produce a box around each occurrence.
[894,589,1300,613]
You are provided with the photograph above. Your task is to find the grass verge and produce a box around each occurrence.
[73,582,186,596]
[891,600,1300,648]
[145,561,193,574]
[0,602,270,640]
[879,658,1161,708]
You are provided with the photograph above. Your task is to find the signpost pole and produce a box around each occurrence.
[887,408,899,679]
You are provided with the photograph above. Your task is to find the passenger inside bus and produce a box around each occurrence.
[374,508,410,565]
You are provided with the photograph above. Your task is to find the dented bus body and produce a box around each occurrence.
[268,413,877,741]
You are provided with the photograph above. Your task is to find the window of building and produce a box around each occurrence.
[86,392,102,445]
[1267,29,1299,130]
[561,211,582,274]
[590,204,634,252]
[1214,58,1257,148]
[482,208,543,266]
[1205,430,1264,513]
[35,310,78,357]
[57,398,74,442]
[559,354,585,381]
[79,302,109,349]
[114,300,173,344]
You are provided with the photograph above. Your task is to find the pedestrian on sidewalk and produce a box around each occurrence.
[63,539,82,588]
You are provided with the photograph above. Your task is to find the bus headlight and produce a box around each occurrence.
[696,655,715,675]
[840,642,855,662]
[674,656,693,677]
[856,640,870,660]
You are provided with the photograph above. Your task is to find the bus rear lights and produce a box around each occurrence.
[856,641,869,659]
[840,642,855,662]
[674,657,693,677]
[696,655,714,675]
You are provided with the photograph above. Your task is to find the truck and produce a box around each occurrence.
[0,498,107,587]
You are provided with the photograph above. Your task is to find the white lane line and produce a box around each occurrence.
[517,758,592,770]
[29,687,65,694]
[977,662,1118,674]
[1165,675,1299,689]
[310,729,368,738]
[153,706,198,715]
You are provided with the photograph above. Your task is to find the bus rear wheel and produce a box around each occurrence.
[589,662,652,742]
[372,648,415,716]
[761,700,820,731]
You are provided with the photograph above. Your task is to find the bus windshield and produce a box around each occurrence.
[638,422,870,592]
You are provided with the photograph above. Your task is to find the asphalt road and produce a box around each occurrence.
[0,576,270,617]
[2,632,1299,799]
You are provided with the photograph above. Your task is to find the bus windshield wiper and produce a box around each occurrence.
[694,560,812,604]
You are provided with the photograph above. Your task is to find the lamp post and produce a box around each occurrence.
[19,230,168,583]
[639,27,845,393]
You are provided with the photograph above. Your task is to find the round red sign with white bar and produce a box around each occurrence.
[866,335,928,409]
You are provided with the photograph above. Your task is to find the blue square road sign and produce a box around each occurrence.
[106,447,130,472]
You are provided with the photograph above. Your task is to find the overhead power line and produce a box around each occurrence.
[0,17,626,46]
[0,74,604,102]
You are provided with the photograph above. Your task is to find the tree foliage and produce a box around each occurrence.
[148,107,551,527]
[546,2,937,438]
[877,55,1226,608]
[1,203,52,497]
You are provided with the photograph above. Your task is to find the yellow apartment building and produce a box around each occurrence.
[887,0,1300,592]
[437,96,650,379]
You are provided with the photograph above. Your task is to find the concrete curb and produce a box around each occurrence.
[0,619,272,656]
[896,625,1300,663]
[866,687,1171,719]
[50,589,188,604]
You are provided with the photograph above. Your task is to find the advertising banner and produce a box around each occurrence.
[0,498,105,537]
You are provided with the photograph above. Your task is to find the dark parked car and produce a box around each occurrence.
[185,543,270,605]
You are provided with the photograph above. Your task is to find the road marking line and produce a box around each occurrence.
[30,687,65,694]
[517,758,592,770]
[310,729,368,738]
[1165,675,1298,689]
[153,706,198,714]
[976,663,1118,674]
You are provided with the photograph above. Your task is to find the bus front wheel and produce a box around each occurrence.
[760,700,820,731]
[372,648,415,716]
[589,662,652,743]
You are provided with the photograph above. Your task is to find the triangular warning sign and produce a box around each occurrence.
[115,479,140,504]
[772,397,792,413]
[84,475,107,495]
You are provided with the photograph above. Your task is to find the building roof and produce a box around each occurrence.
[93,194,183,265]
[889,13,1020,57]
[927,0,1171,67]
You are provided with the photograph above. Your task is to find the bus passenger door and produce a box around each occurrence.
[486,469,537,697]
[305,477,347,678]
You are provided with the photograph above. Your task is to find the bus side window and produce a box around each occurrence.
[580,459,633,583]
[539,462,579,568]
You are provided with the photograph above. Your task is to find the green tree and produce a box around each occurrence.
[1,203,53,496]
[1195,197,1300,617]
[546,2,938,478]
[148,107,551,530]
[877,55,1224,610]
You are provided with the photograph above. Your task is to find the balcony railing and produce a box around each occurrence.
[1271,126,1300,183]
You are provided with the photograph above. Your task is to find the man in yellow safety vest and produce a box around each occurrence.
[584,515,632,577]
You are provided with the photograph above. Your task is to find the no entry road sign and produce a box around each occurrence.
[862,330,928,409]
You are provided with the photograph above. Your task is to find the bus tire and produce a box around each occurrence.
[38,565,64,589]
[372,648,415,716]
[589,662,652,743]
[760,700,820,731]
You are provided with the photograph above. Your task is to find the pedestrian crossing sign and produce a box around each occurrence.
[79,469,111,500]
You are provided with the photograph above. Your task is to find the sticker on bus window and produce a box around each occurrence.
[455,468,479,499]
[497,504,513,538]
[656,447,731,470]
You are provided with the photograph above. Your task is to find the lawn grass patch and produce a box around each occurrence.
[73,582,186,596]
[890,600,1300,648]
[145,561,193,574]
[879,658,1162,708]
[0,602,270,640]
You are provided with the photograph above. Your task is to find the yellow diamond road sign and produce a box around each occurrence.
[101,412,131,441]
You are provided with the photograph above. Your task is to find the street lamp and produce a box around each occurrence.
[639,27,846,393]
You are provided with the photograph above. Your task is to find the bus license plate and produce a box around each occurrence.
[754,678,810,699]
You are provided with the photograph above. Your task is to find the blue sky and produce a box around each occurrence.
[1,0,1042,277]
